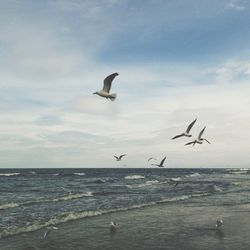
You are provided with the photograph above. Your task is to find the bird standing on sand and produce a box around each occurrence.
[151,156,166,167]
[114,154,127,161]
[42,226,58,239]
[185,126,211,146]
[93,73,119,101]
[171,118,197,140]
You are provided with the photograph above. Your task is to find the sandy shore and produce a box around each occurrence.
[1,200,250,250]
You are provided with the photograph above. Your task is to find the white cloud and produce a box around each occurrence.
[226,1,246,11]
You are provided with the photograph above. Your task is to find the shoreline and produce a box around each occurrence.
[1,200,250,250]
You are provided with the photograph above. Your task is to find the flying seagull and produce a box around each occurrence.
[148,157,157,162]
[42,226,58,239]
[171,118,197,140]
[151,156,166,167]
[114,154,127,161]
[185,126,211,146]
[93,73,119,101]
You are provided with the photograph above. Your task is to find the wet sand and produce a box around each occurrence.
[1,200,250,250]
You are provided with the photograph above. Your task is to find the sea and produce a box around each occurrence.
[0,168,250,250]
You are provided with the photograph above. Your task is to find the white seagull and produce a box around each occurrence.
[185,126,211,146]
[110,220,118,232]
[151,156,166,167]
[42,226,58,239]
[171,118,197,140]
[93,73,119,101]
[216,219,224,229]
[114,154,127,161]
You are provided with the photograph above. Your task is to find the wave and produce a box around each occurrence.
[185,173,201,178]
[209,185,222,193]
[127,180,160,189]
[0,173,20,177]
[0,192,209,239]
[231,171,248,175]
[171,177,182,181]
[0,192,94,211]
[0,202,19,210]
[124,175,145,180]
[73,172,85,176]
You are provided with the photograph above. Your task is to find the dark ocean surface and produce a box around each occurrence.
[0,168,250,249]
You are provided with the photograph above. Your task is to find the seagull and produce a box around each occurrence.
[148,157,157,162]
[42,226,58,239]
[151,156,166,167]
[216,219,224,229]
[93,73,119,101]
[110,220,118,232]
[114,154,127,161]
[185,126,211,146]
[171,118,197,140]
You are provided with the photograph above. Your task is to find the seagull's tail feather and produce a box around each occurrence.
[109,93,117,101]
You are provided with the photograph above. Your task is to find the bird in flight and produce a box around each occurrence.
[185,126,211,146]
[147,157,157,162]
[42,226,58,239]
[93,73,119,101]
[151,156,166,167]
[114,154,127,161]
[171,118,197,140]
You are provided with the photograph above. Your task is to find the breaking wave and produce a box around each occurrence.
[124,175,145,180]
[0,202,20,210]
[0,173,20,177]
[0,192,209,239]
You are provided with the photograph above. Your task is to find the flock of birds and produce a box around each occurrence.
[95,73,211,167]
[41,73,218,240]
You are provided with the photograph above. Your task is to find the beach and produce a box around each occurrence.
[1,200,250,250]
[1,168,250,249]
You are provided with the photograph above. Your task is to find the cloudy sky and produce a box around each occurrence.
[0,0,250,168]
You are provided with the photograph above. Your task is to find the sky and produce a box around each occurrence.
[0,0,250,168]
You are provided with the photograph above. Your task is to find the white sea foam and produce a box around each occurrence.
[0,203,19,210]
[0,173,20,176]
[0,192,209,239]
[171,177,182,181]
[124,175,145,180]
[73,173,85,176]
[185,173,201,178]
[126,180,160,189]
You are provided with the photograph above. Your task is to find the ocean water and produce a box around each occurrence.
[0,168,250,249]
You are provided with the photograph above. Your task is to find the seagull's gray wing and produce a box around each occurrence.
[185,141,195,146]
[186,118,197,133]
[160,156,166,166]
[198,126,206,139]
[120,154,127,159]
[148,157,156,162]
[103,73,119,93]
[114,155,119,160]
[171,133,184,140]
[203,138,211,144]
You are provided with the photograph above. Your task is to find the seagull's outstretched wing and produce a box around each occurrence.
[103,73,119,93]
[148,157,156,162]
[185,141,195,146]
[114,155,119,160]
[160,156,166,166]
[120,154,126,159]
[198,126,206,139]
[186,118,197,133]
[171,133,184,140]
[204,139,211,144]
